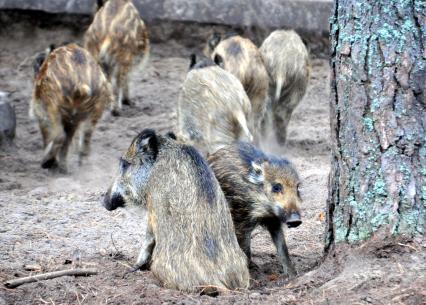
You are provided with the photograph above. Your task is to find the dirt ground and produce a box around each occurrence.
[0,18,424,305]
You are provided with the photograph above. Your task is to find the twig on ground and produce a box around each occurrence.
[4,268,98,289]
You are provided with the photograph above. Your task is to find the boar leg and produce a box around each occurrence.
[41,116,65,170]
[134,230,155,270]
[117,65,131,106]
[57,121,78,173]
[122,74,131,106]
[266,221,297,277]
[272,105,293,145]
[78,111,101,164]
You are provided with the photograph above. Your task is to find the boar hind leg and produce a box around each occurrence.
[117,66,131,106]
[78,111,101,164]
[57,121,78,173]
[122,74,131,106]
[272,104,293,146]
[265,220,297,277]
[41,116,65,170]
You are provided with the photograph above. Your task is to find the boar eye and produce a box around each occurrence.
[272,183,283,193]
[120,158,131,172]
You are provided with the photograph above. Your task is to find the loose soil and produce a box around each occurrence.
[0,18,424,305]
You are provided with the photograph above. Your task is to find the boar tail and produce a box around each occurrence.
[234,111,253,143]
[99,37,112,77]
[274,75,284,103]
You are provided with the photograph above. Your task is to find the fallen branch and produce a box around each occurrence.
[4,268,98,289]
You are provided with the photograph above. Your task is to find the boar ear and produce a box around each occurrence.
[165,131,176,140]
[209,32,221,50]
[137,129,159,160]
[247,160,265,185]
[97,0,104,9]
[213,54,224,68]
[189,54,197,69]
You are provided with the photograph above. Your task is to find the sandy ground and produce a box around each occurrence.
[0,22,423,305]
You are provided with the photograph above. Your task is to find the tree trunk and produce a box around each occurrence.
[326,0,425,250]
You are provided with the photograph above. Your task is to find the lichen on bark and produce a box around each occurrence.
[326,0,425,249]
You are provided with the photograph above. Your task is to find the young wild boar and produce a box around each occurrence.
[208,142,302,277]
[260,30,310,145]
[205,33,269,139]
[31,44,113,172]
[103,129,250,293]
[177,54,253,156]
[84,0,150,115]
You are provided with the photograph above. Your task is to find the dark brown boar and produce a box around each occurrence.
[208,141,302,277]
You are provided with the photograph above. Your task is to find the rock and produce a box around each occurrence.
[0,91,16,146]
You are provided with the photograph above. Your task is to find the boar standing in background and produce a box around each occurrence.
[260,30,310,145]
[208,141,302,277]
[84,0,150,115]
[205,33,269,140]
[177,54,253,156]
[31,44,113,172]
[103,129,250,293]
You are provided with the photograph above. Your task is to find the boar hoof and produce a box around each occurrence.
[110,109,120,117]
[41,158,58,169]
[122,98,132,106]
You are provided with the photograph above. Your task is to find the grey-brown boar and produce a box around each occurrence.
[208,141,302,276]
[31,44,113,172]
[103,129,250,293]
[84,0,150,115]
[260,30,310,145]
[205,33,269,139]
[177,54,253,156]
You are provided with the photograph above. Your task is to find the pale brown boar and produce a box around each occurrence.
[84,0,150,115]
[260,30,310,145]
[205,33,269,140]
[103,129,250,293]
[31,44,113,172]
[208,142,302,277]
[177,54,253,156]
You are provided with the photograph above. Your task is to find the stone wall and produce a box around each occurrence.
[0,0,332,33]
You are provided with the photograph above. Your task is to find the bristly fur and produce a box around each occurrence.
[260,30,310,145]
[208,141,302,276]
[206,35,269,141]
[84,0,150,114]
[31,44,113,172]
[177,64,253,156]
[104,131,250,293]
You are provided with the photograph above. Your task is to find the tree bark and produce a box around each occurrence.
[327,0,425,250]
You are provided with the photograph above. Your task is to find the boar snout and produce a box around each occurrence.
[103,188,125,211]
[286,211,302,228]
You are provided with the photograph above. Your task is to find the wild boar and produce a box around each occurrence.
[208,141,302,276]
[84,0,150,115]
[177,54,253,156]
[31,43,113,172]
[205,33,269,139]
[103,129,250,293]
[260,30,310,145]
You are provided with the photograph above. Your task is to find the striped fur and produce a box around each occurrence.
[84,0,150,115]
[31,44,113,172]
[205,34,269,142]
[260,30,310,145]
